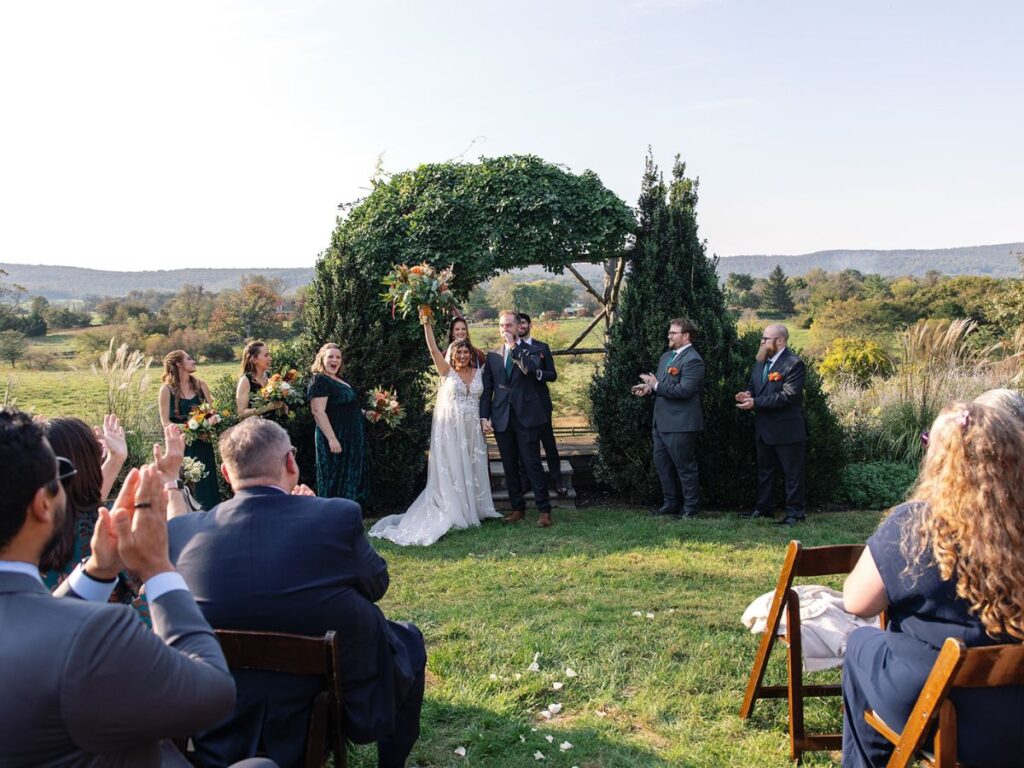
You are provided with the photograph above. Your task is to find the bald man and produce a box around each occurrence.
[735,324,807,525]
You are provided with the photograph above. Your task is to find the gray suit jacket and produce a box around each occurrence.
[0,571,235,768]
[653,345,705,433]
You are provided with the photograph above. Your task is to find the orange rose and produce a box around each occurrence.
[409,265,426,275]
[768,371,783,382]
[668,367,679,376]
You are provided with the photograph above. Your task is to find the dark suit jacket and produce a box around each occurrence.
[747,347,807,445]
[525,338,557,416]
[0,571,235,768]
[653,345,705,433]
[168,488,423,767]
[479,342,547,431]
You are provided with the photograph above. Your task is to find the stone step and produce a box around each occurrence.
[491,487,577,511]
[488,459,574,477]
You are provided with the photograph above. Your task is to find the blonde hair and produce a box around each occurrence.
[310,343,343,375]
[901,401,1024,640]
[162,350,203,398]
[240,341,267,376]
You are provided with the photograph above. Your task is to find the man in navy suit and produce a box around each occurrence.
[168,419,426,768]
[516,313,567,496]
[480,309,553,527]
[735,324,808,525]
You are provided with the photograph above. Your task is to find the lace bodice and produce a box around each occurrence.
[442,368,483,416]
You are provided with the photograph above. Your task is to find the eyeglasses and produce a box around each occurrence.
[44,456,77,495]
[760,337,782,342]
[668,331,683,336]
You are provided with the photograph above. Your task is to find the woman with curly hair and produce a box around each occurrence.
[841,400,1024,767]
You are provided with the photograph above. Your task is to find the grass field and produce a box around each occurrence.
[348,507,880,767]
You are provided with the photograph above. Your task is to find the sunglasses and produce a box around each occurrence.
[44,456,77,495]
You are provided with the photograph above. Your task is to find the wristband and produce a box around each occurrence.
[80,556,117,584]
[164,479,185,491]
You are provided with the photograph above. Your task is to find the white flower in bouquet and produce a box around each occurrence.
[187,418,200,431]
[181,456,209,484]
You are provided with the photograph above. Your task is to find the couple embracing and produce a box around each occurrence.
[370,310,553,546]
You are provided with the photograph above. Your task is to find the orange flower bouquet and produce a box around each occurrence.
[257,369,305,408]
[366,387,403,428]
[180,403,226,445]
[381,262,457,323]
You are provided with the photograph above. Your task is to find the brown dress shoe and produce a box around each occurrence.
[504,509,526,523]
[537,512,553,528]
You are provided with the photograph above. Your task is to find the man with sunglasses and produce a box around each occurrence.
[167,417,425,768]
[0,409,274,767]
[734,324,808,525]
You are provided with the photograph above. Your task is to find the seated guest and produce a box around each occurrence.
[169,418,426,768]
[841,401,1024,767]
[0,409,273,767]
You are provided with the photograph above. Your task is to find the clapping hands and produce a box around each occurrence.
[94,414,127,462]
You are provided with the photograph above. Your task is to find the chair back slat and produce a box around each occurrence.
[794,544,865,578]
[953,642,1024,689]
[215,630,330,676]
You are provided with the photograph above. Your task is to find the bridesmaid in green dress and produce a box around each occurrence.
[308,342,371,506]
[235,340,289,422]
[159,350,221,510]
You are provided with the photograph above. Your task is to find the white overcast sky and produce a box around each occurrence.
[1,1,1021,271]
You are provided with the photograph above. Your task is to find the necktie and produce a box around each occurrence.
[761,361,771,384]
[505,348,514,379]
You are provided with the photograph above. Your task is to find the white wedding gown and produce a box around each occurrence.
[369,367,500,546]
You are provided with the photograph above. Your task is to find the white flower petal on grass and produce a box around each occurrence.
[552,682,563,690]
[631,610,643,617]
[527,651,541,672]
[531,727,538,732]
[539,709,552,719]
[646,612,655,619]
[534,750,545,760]
[454,746,466,757]
[514,673,522,680]
[519,735,526,743]
[545,735,554,743]
[596,710,607,717]
[560,741,574,751]
[548,703,562,714]
[489,673,498,681]
[565,668,577,677]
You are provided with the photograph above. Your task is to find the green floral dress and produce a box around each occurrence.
[308,373,371,506]
[169,391,221,510]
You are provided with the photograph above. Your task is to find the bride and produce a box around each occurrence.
[369,318,500,545]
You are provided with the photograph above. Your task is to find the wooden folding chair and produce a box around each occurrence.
[739,539,883,762]
[864,637,1024,768]
[177,630,347,768]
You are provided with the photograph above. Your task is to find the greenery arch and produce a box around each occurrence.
[304,155,635,508]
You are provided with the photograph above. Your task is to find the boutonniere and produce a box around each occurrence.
[667,367,679,376]
[768,371,783,382]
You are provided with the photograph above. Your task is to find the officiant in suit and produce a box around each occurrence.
[633,318,706,519]
[480,310,553,527]
[735,324,807,525]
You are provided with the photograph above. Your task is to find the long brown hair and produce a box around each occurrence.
[241,341,267,377]
[38,418,104,573]
[447,318,481,367]
[162,350,206,419]
[902,401,1024,640]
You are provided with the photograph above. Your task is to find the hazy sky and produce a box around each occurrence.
[1,1,1021,272]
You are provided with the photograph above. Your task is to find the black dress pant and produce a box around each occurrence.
[652,427,699,515]
[495,412,551,513]
[755,437,806,518]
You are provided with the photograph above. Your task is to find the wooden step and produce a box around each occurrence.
[491,487,577,511]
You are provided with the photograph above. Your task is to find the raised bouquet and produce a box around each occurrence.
[180,403,225,445]
[181,456,209,485]
[381,262,458,324]
[366,387,403,427]
[258,369,305,408]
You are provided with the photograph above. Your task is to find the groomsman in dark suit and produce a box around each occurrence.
[481,310,553,527]
[632,318,706,518]
[735,324,807,525]
[517,313,568,496]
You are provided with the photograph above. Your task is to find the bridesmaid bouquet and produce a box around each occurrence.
[180,403,225,445]
[181,456,209,484]
[366,387,403,427]
[258,369,305,408]
[381,262,457,323]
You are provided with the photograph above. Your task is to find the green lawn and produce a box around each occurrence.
[351,507,881,767]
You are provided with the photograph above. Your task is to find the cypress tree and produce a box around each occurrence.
[764,264,796,314]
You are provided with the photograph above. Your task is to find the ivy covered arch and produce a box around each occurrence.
[304,155,635,507]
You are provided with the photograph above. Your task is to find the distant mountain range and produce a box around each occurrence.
[716,242,1024,279]
[3,242,1021,300]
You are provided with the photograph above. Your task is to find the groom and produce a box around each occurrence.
[481,310,553,527]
